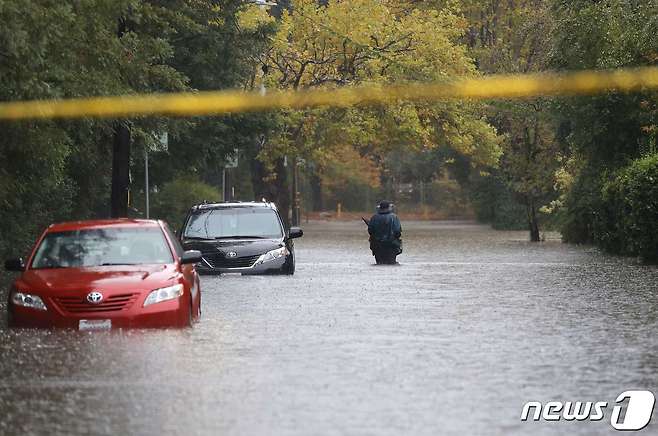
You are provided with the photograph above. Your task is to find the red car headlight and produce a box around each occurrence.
[143,284,184,307]
[11,291,48,311]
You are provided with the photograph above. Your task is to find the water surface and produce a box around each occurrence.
[1,221,656,435]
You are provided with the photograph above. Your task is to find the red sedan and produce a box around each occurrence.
[4,219,202,330]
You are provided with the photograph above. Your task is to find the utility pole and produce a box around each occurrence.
[292,158,300,226]
[223,148,239,202]
[222,168,226,201]
[144,147,149,219]
[223,168,231,201]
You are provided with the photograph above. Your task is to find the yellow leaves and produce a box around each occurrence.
[388,8,475,80]
[262,0,503,184]
[321,143,381,190]
[269,0,477,89]
[207,3,224,27]
[554,163,575,193]
[236,3,274,31]
[539,161,575,215]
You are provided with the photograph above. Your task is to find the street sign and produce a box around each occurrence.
[225,148,239,168]
[158,131,168,150]
[144,131,168,153]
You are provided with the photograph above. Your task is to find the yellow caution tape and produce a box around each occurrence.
[0,67,657,120]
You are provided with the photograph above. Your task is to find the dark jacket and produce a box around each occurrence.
[368,210,402,253]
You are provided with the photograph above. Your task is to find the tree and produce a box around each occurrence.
[497,103,561,241]
[0,0,269,259]
[550,0,658,251]
[459,0,562,240]
[250,0,501,218]
[142,0,277,211]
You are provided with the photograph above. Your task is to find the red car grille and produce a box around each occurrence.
[54,293,139,314]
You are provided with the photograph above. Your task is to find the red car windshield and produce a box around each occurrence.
[31,227,174,269]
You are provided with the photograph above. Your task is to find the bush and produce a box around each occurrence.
[599,153,658,262]
[560,166,605,244]
[150,176,220,230]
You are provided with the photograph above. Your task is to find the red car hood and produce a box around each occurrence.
[17,264,179,295]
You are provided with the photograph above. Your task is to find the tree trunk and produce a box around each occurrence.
[309,168,323,211]
[528,200,540,242]
[250,153,269,202]
[223,168,232,201]
[110,122,131,218]
[249,156,291,228]
[291,160,299,226]
[274,158,291,229]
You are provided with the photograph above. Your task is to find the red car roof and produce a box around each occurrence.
[47,219,162,232]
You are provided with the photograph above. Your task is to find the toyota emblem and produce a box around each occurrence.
[86,291,104,304]
[226,251,238,258]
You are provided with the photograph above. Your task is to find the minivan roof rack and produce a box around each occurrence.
[191,201,276,210]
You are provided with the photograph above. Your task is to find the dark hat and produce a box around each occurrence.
[377,200,393,212]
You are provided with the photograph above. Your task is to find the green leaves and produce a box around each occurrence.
[599,153,658,261]
[552,0,658,253]
[0,0,271,257]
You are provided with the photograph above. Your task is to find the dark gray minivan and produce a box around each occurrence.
[180,201,303,275]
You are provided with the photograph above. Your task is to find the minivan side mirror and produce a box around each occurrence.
[5,258,25,272]
[289,227,303,239]
[181,250,202,264]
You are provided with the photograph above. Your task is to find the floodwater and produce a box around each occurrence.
[1,220,657,435]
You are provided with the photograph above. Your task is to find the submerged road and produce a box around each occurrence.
[0,221,657,435]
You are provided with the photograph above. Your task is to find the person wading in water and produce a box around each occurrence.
[366,200,402,264]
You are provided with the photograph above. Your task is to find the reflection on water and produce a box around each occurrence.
[0,221,656,435]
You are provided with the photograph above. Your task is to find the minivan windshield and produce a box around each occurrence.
[184,208,283,240]
[31,227,173,269]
